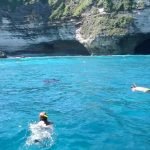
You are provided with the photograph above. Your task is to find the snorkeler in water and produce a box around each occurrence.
[131,84,150,93]
[43,79,60,84]
[38,112,53,128]
[32,112,53,143]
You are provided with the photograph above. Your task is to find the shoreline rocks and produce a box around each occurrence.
[0,51,7,58]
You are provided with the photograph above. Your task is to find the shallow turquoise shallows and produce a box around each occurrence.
[0,56,150,150]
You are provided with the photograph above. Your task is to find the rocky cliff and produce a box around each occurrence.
[0,0,150,56]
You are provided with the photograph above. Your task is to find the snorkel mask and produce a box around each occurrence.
[43,114,48,118]
[39,112,48,118]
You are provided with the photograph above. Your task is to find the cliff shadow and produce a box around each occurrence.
[9,40,90,56]
[118,33,150,55]
[134,38,150,54]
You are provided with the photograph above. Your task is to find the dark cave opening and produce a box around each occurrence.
[10,40,90,56]
[134,39,150,54]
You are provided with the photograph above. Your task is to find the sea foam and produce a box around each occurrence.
[26,123,54,147]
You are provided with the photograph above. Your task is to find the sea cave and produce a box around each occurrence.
[10,40,90,56]
[134,39,150,55]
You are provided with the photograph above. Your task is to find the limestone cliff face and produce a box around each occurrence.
[77,0,150,55]
[0,0,150,56]
[0,18,76,52]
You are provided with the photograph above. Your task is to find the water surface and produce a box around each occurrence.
[0,56,150,150]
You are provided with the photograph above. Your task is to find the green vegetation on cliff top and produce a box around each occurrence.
[0,0,141,18]
[81,13,133,37]
[0,0,144,36]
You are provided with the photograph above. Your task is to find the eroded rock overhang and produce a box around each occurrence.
[8,40,90,56]
[0,18,90,56]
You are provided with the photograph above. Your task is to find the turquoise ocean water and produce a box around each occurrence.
[0,56,150,150]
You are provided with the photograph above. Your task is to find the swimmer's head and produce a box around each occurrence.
[39,112,48,121]
[131,86,136,92]
[131,83,136,91]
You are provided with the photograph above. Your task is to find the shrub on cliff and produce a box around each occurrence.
[81,13,133,38]
[113,0,135,11]
[113,15,133,28]
[102,0,113,12]
[49,2,65,19]
[73,0,93,17]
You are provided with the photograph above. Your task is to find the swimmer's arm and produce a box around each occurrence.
[49,121,53,125]
[44,125,52,128]
[45,121,53,128]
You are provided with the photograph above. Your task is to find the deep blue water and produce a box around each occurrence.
[0,56,150,150]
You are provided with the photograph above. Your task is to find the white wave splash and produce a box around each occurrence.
[26,122,54,147]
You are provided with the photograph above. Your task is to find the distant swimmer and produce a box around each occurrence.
[131,84,150,93]
[43,79,59,84]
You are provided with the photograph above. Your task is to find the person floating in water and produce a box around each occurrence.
[38,112,53,128]
[131,84,150,93]
[43,79,60,85]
